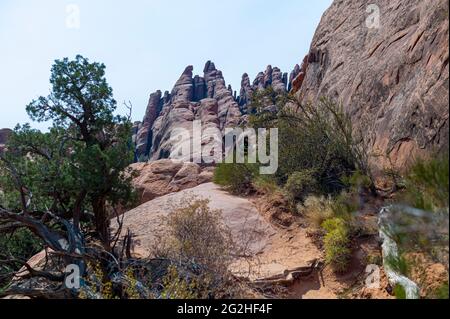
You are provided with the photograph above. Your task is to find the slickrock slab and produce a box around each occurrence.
[115,183,323,281]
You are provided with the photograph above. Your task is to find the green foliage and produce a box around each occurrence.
[213,161,258,195]
[284,170,318,202]
[137,154,149,163]
[253,175,280,195]
[0,228,42,287]
[342,170,373,193]
[249,89,369,196]
[394,284,407,299]
[402,154,449,212]
[0,55,136,249]
[385,254,410,277]
[330,191,359,220]
[301,195,335,228]
[322,218,351,272]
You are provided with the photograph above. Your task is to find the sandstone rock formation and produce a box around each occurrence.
[133,62,296,162]
[295,0,449,171]
[130,159,214,205]
[114,183,277,258]
[112,182,325,282]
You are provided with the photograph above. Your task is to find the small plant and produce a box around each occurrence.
[213,161,258,195]
[331,191,360,219]
[301,195,335,229]
[384,254,410,277]
[155,196,239,299]
[284,170,318,202]
[394,284,407,299]
[342,170,373,193]
[161,265,199,299]
[401,154,449,212]
[253,175,279,195]
[322,218,351,272]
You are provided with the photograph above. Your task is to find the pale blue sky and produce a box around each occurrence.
[0,0,332,130]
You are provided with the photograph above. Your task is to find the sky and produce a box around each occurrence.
[0,0,332,130]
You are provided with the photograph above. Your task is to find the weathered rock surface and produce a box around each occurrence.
[114,183,276,257]
[130,159,214,205]
[134,62,296,161]
[113,183,323,281]
[296,0,449,171]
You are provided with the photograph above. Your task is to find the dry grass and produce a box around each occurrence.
[300,195,335,229]
[153,195,243,299]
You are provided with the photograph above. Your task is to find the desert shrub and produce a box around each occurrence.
[78,262,148,299]
[331,191,360,220]
[342,170,373,193]
[155,197,239,299]
[301,195,335,229]
[402,154,449,212]
[213,161,258,195]
[284,170,318,202]
[322,218,351,272]
[249,90,372,197]
[253,175,280,195]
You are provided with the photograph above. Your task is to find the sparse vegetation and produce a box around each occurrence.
[401,154,449,212]
[249,89,373,195]
[322,218,352,272]
[154,197,240,299]
[301,195,335,229]
[213,161,258,195]
[284,170,318,202]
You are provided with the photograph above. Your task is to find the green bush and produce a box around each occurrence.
[301,195,335,228]
[322,218,351,272]
[402,154,449,212]
[331,191,359,220]
[213,161,258,195]
[394,284,407,299]
[284,170,318,202]
[249,90,365,197]
[384,254,410,277]
[342,170,373,193]
[253,175,280,195]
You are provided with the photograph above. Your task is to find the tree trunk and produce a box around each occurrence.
[92,196,111,251]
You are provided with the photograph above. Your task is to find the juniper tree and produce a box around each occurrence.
[0,56,136,294]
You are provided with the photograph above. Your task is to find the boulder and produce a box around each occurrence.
[130,159,214,205]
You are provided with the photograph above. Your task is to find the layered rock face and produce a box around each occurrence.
[296,0,449,170]
[134,61,294,162]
